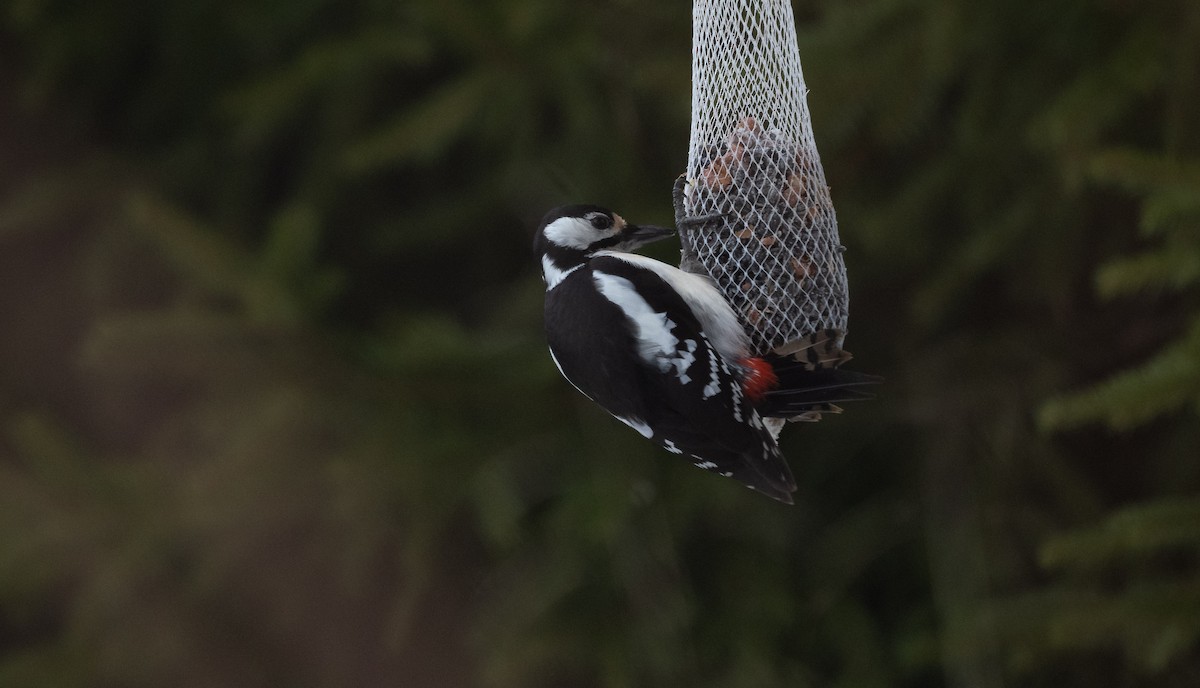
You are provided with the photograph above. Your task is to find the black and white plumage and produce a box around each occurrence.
[535,205,877,504]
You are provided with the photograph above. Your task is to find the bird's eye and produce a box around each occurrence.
[588,213,613,230]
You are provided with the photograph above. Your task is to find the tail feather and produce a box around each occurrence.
[756,329,882,420]
[770,328,852,370]
[757,368,882,418]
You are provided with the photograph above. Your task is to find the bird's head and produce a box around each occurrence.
[534,205,674,262]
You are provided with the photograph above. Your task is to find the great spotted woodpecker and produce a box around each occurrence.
[536,205,876,504]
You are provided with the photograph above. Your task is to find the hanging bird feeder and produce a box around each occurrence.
[676,0,850,362]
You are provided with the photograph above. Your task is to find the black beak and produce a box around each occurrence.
[623,223,675,247]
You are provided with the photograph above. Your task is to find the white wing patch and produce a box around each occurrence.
[702,336,722,399]
[595,251,749,363]
[714,354,744,421]
[593,270,698,384]
[729,371,744,422]
[593,271,675,358]
[673,339,698,384]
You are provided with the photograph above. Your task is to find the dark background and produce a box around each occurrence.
[1,1,1198,686]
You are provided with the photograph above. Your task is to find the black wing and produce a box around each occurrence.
[584,256,796,502]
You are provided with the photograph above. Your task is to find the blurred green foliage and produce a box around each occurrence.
[1,0,1199,686]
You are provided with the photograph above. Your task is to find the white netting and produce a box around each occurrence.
[676,0,848,356]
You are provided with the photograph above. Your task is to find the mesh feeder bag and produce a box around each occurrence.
[675,0,850,365]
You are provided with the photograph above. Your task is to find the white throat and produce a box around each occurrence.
[542,255,583,291]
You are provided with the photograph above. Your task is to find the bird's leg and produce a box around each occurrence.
[672,175,729,231]
[671,173,689,227]
[679,212,728,228]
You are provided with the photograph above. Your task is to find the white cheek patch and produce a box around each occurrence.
[543,216,612,249]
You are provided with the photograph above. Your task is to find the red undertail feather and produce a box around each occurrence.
[741,357,779,402]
